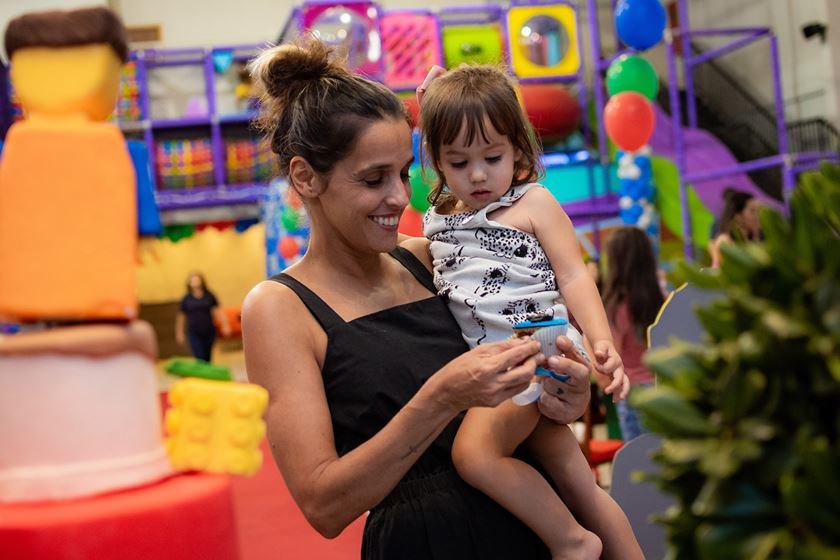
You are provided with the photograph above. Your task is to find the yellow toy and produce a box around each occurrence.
[165,378,269,476]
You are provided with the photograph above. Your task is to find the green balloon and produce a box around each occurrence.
[281,207,300,231]
[606,54,659,100]
[409,165,434,213]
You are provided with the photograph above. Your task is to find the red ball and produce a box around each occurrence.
[604,91,655,152]
[520,84,581,143]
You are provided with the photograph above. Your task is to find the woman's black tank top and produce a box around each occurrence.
[271,247,549,560]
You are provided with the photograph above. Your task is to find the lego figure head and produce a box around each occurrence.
[5,7,128,121]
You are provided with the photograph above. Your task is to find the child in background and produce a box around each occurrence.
[709,188,762,268]
[419,64,641,560]
[602,227,665,441]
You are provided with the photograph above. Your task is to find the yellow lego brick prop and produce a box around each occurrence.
[165,378,269,476]
[506,4,580,79]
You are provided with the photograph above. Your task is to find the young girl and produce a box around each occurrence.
[602,227,665,441]
[419,64,642,560]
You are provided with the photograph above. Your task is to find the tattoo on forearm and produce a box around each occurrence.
[401,431,435,459]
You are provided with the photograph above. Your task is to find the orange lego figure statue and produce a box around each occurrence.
[0,7,137,322]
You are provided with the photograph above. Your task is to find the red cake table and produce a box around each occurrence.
[0,473,239,560]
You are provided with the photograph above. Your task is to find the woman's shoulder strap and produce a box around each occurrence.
[268,273,344,330]
[390,246,437,293]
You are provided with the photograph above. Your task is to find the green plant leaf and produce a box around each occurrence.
[719,369,766,423]
[696,523,780,560]
[633,387,716,437]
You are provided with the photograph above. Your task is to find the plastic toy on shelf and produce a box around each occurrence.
[102,43,270,210]
[156,138,215,189]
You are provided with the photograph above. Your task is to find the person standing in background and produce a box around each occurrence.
[709,188,762,268]
[176,272,230,362]
[601,227,665,441]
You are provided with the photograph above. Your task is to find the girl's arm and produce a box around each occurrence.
[520,187,629,400]
[242,280,540,538]
[400,236,433,270]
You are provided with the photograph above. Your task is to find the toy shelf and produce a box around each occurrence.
[113,43,268,210]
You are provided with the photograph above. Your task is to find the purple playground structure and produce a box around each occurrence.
[587,0,839,259]
[5,0,828,263]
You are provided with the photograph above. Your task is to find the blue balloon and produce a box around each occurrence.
[635,156,652,174]
[615,0,667,51]
[620,204,644,224]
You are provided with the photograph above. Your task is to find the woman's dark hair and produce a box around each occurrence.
[602,227,664,341]
[249,40,408,182]
[419,64,543,210]
[5,7,128,62]
[719,188,755,239]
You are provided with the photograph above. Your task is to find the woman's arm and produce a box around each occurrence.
[242,280,540,538]
[175,311,186,346]
[522,188,629,400]
[709,233,730,268]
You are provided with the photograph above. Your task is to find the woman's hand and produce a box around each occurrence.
[592,339,630,401]
[537,336,593,424]
[432,338,541,412]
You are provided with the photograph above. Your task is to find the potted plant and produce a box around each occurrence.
[633,163,840,559]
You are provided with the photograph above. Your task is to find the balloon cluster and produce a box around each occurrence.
[603,0,666,153]
[261,178,310,276]
[617,148,658,236]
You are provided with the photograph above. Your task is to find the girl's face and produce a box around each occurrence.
[316,118,413,253]
[737,198,761,236]
[437,115,517,211]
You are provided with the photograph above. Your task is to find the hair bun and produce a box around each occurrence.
[249,42,339,100]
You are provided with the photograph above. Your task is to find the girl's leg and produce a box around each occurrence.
[453,401,601,559]
[527,419,644,560]
[616,399,644,442]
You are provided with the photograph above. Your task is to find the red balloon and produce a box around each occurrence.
[520,84,581,143]
[278,236,299,259]
[604,91,655,152]
[398,207,424,237]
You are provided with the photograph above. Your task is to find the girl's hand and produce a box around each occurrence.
[434,338,541,412]
[416,65,446,105]
[592,340,630,401]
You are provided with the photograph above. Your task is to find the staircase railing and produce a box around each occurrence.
[660,40,840,199]
[787,117,840,154]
